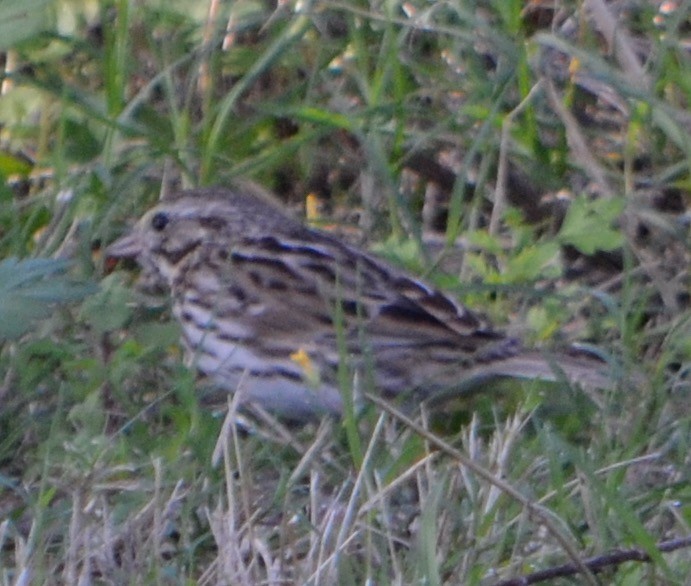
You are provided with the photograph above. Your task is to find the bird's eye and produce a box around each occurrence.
[151,212,169,232]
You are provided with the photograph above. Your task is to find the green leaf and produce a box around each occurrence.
[504,241,561,282]
[0,0,52,51]
[557,195,625,255]
[371,236,424,273]
[0,151,32,176]
[0,257,97,340]
[79,273,135,334]
[466,229,504,255]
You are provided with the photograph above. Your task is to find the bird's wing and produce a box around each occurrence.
[222,234,516,361]
[189,236,613,400]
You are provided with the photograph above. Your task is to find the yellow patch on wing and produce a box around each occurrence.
[290,347,321,387]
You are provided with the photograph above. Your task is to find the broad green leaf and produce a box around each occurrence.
[0,257,96,340]
[466,229,504,255]
[372,236,424,273]
[0,151,32,176]
[0,0,52,51]
[504,241,561,282]
[558,195,625,255]
[78,273,135,334]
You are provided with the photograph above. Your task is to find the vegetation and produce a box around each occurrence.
[0,0,689,583]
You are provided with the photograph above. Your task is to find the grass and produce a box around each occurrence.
[0,0,689,584]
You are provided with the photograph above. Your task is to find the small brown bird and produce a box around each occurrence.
[106,183,613,421]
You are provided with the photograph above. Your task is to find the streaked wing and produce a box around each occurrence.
[197,233,521,396]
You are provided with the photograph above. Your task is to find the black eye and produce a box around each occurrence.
[151,212,169,231]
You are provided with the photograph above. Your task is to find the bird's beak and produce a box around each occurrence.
[105,231,142,259]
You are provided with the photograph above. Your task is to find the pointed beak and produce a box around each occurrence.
[105,231,142,259]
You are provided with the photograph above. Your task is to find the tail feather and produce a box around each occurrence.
[490,351,611,386]
[422,349,630,408]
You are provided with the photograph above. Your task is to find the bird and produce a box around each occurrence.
[106,183,615,421]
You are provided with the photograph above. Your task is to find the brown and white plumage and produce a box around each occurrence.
[106,184,613,421]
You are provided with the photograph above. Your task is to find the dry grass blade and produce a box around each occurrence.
[365,392,600,586]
